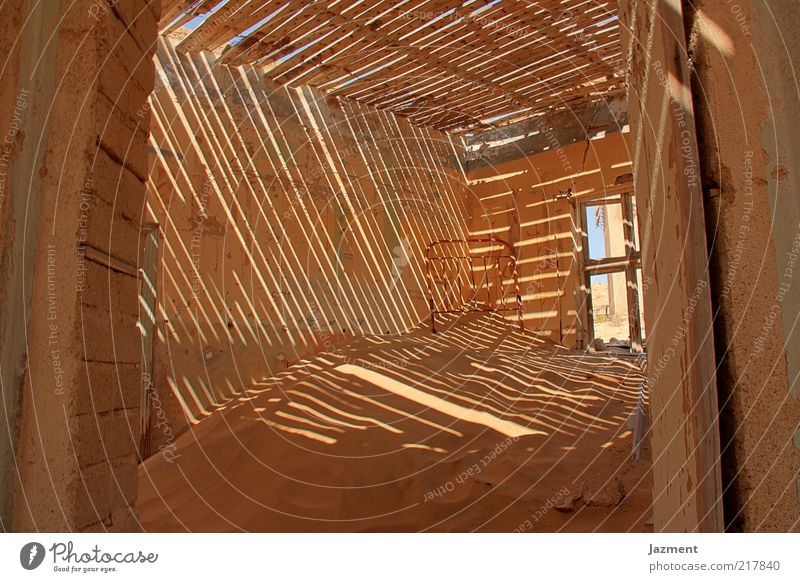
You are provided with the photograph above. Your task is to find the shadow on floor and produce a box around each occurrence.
[138,313,652,532]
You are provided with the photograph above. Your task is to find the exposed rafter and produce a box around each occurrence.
[159,0,623,133]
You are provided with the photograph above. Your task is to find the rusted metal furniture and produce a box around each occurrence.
[425,238,524,333]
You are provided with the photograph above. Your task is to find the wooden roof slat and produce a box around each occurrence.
[177,0,265,52]
[289,4,535,109]
[161,0,624,132]
[162,0,222,34]
[318,3,620,108]
[265,0,407,82]
[262,0,462,81]
[216,0,330,66]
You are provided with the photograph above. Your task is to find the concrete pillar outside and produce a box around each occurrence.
[603,202,627,319]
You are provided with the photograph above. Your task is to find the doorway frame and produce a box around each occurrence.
[138,222,161,461]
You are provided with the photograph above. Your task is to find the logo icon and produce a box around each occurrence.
[20,542,46,570]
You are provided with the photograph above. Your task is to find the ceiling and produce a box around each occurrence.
[159,0,624,133]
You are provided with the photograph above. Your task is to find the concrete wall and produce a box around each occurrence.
[685,0,800,531]
[143,36,468,452]
[462,98,633,348]
[0,0,159,531]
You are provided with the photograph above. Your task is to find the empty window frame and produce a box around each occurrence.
[579,192,644,351]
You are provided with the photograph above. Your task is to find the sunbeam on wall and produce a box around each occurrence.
[463,118,634,348]
[142,35,469,448]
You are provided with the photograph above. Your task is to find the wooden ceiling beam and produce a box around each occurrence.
[158,0,624,132]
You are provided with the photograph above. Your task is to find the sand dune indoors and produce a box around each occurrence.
[138,314,651,532]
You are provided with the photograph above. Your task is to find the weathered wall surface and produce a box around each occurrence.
[1,0,159,531]
[619,0,723,531]
[686,0,800,531]
[462,98,633,348]
[0,0,30,532]
[144,36,468,451]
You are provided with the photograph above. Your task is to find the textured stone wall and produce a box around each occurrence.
[0,0,159,531]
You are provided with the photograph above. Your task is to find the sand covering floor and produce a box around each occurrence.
[137,314,652,532]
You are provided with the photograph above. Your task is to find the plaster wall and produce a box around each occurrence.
[686,0,800,531]
[463,124,634,348]
[619,0,723,532]
[143,36,469,452]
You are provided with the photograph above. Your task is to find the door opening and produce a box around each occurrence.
[138,223,160,461]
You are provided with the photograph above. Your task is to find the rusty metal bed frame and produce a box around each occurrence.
[425,238,524,333]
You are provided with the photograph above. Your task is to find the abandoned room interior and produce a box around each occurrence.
[0,0,798,535]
